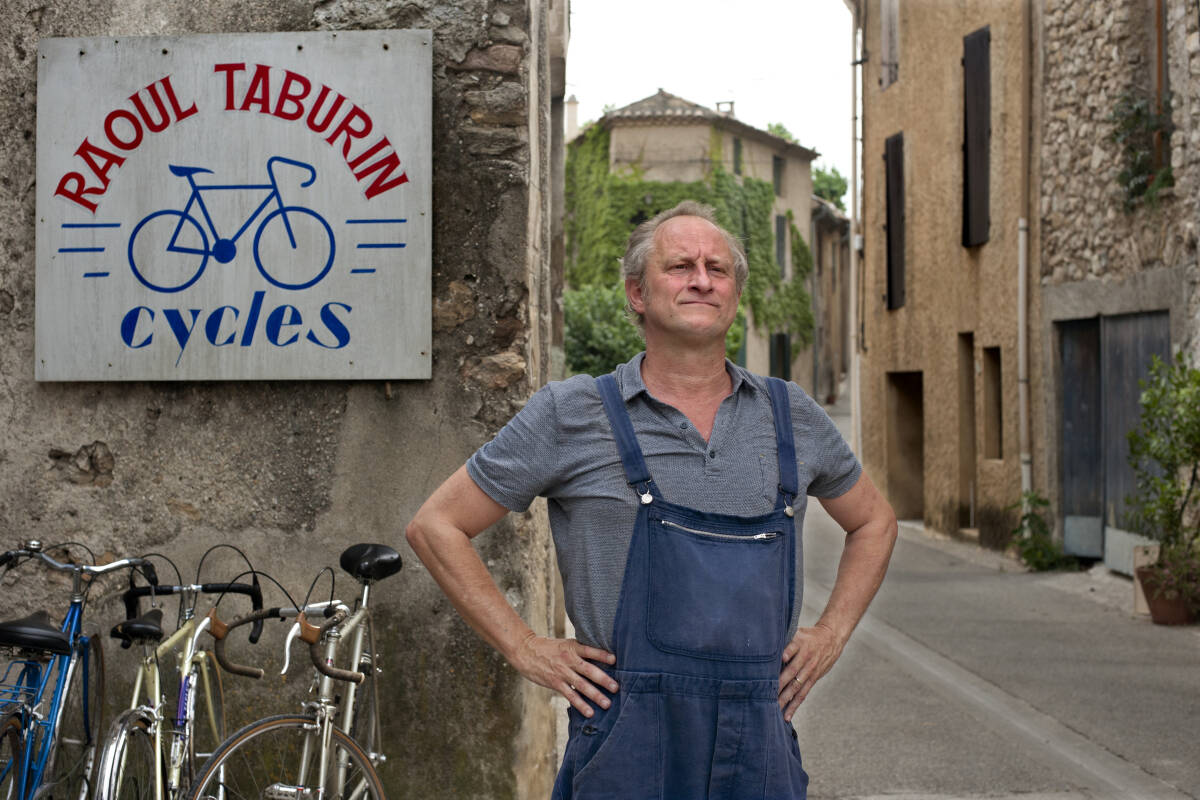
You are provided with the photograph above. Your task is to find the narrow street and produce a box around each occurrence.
[794,405,1200,800]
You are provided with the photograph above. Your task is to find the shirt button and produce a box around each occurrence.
[708,449,716,458]
[679,422,688,430]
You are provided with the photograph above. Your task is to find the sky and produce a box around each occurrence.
[565,0,855,179]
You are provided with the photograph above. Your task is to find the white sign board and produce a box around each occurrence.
[35,31,432,380]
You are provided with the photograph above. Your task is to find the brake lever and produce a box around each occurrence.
[282,621,301,675]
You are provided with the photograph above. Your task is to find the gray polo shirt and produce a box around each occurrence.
[467,352,862,651]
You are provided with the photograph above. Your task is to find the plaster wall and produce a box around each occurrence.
[859,0,1029,544]
[0,1,562,796]
[609,123,712,183]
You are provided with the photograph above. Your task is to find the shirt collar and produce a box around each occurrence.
[617,351,757,402]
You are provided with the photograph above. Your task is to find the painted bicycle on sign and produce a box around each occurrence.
[127,156,336,293]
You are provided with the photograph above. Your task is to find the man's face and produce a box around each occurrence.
[627,216,740,344]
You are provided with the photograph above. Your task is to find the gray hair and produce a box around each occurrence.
[619,201,748,328]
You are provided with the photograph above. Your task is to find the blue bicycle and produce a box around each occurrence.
[127,156,336,294]
[0,541,155,800]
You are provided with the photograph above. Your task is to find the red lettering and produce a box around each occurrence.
[213,63,246,110]
[76,138,126,184]
[306,85,345,134]
[54,173,103,213]
[239,64,272,114]
[325,105,372,159]
[129,82,171,133]
[273,70,311,121]
[160,75,198,121]
[104,109,143,150]
[354,151,409,200]
[347,136,390,170]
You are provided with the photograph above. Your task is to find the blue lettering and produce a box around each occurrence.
[306,302,352,349]
[163,308,201,366]
[120,306,154,348]
[265,304,302,346]
[241,290,265,346]
[205,305,240,346]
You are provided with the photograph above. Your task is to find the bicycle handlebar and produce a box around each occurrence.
[122,577,265,642]
[206,605,364,685]
[266,156,317,189]
[0,544,157,584]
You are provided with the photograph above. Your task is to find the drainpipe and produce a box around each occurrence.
[847,0,863,455]
[1018,0,1033,505]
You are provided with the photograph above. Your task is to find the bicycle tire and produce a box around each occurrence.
[185,653,225,781]
[34,633,104,800]
[253,206,335,290]
[92,709,161,800]
[188,714,384,800]
[128,209,210,293]
[0,711,24,800]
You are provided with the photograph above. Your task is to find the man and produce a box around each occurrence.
[407,201,897,799]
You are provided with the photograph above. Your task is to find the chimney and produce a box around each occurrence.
[716,100,735,117]
[566,94,579,140]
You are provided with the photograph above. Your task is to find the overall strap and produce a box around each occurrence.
[595,374,656,501]
[766,377,799,511]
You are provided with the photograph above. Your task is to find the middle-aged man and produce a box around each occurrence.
[407,201,898,799]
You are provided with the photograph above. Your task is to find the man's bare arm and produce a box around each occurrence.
[777,471,897,721]
[405,465,618,717]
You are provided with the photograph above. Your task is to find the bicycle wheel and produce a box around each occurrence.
[253,206,335,290]
[128,209,210,293]
[185,654,225,781]
[35,634,104,800]
[0,711,24,800]
[189,715,384,800]
[93,710,160,800]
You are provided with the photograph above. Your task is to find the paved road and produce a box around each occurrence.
[794,448,1200,799]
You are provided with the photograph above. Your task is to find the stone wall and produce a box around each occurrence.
[1040,0,1200,348]
[0,1,563,796]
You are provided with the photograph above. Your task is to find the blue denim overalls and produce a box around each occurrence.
[551,374,808,800]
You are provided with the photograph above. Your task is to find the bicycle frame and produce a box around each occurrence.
[167,157,317,258]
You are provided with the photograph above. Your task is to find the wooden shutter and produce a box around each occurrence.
[775,215,787,276]
[884,132,905,310]
[963,26,990,247]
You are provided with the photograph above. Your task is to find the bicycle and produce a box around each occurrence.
[127,156,336,294]
[0,540,157,800]
[187,543,402,800]
[92,549,265,800]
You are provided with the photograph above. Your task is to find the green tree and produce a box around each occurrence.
[767,122,796,142]
[813,164,848,211]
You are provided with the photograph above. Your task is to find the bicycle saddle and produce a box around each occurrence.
[110,607,164,648]
[339,543,402,584]
[168,165,213,178]
[0,610,71,654]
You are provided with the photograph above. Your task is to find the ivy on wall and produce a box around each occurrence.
[564,125,815,374]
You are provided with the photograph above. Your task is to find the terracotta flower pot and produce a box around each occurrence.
[1134,566,1194,625]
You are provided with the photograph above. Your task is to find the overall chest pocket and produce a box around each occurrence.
[647,517,788,661]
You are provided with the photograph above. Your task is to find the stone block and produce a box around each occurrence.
[453,44,523,75]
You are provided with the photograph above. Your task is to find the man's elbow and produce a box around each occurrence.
[405,515,431,556]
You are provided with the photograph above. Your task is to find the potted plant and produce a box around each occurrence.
[1126,353,1200,624]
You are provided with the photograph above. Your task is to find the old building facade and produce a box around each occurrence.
[849,0,1200,565]
[1,1,568,796]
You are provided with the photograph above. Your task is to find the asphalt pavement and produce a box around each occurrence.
[792,401,1200,800]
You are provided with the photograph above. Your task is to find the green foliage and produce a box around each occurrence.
[767,122,796,142]
[1140,541,1200,614]
[1108,89,1174,211]
[1010,491,1078,571]
[563,124,815,374]
[813,164,848,211]
[562,283,647,377]
[1126,353,1200,554]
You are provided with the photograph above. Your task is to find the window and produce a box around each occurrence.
[773,155,785,196]
[983,346,1002,459]
[880,0,900,89]
[769,333,791,381]
[884,132,905,310]
[733,138,744,175]
[775,215,787,276]
[962,26,990,247]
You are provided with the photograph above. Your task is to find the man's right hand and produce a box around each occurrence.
[512,633,619,718]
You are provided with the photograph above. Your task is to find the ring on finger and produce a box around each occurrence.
[793,676,802,686]
[568,683,576,691]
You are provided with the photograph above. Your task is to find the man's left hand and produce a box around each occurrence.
[777,622,844,722]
